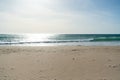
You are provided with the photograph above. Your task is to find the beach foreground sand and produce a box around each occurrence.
[0,46,120,80]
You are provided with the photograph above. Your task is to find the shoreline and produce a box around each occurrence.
[0,46,120,80]
[0,45,120,46]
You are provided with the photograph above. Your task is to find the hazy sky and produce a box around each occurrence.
[0,0,120,34]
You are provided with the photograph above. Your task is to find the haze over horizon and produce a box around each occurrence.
[0,0,120,34]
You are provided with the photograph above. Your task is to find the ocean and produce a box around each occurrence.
[0,34,120,46]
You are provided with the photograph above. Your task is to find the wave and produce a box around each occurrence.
[0,38,120,45]
[91,37,120,41]
[0,34,120,45]
[0,40,88,45]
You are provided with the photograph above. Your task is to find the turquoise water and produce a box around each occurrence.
[0,34,120,46]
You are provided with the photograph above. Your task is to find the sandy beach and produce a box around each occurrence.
[0,46,120,80]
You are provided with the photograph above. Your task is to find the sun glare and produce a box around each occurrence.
[24,34,54,42]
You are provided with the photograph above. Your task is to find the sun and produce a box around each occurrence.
[14,0,54,15]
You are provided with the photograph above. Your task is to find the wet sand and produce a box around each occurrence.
[0,46,120,80]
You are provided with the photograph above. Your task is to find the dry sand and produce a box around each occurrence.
[0,46,120,80]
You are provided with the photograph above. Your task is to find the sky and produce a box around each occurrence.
[0,0,120,34]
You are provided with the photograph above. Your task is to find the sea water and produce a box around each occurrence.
[0,34,120,46]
